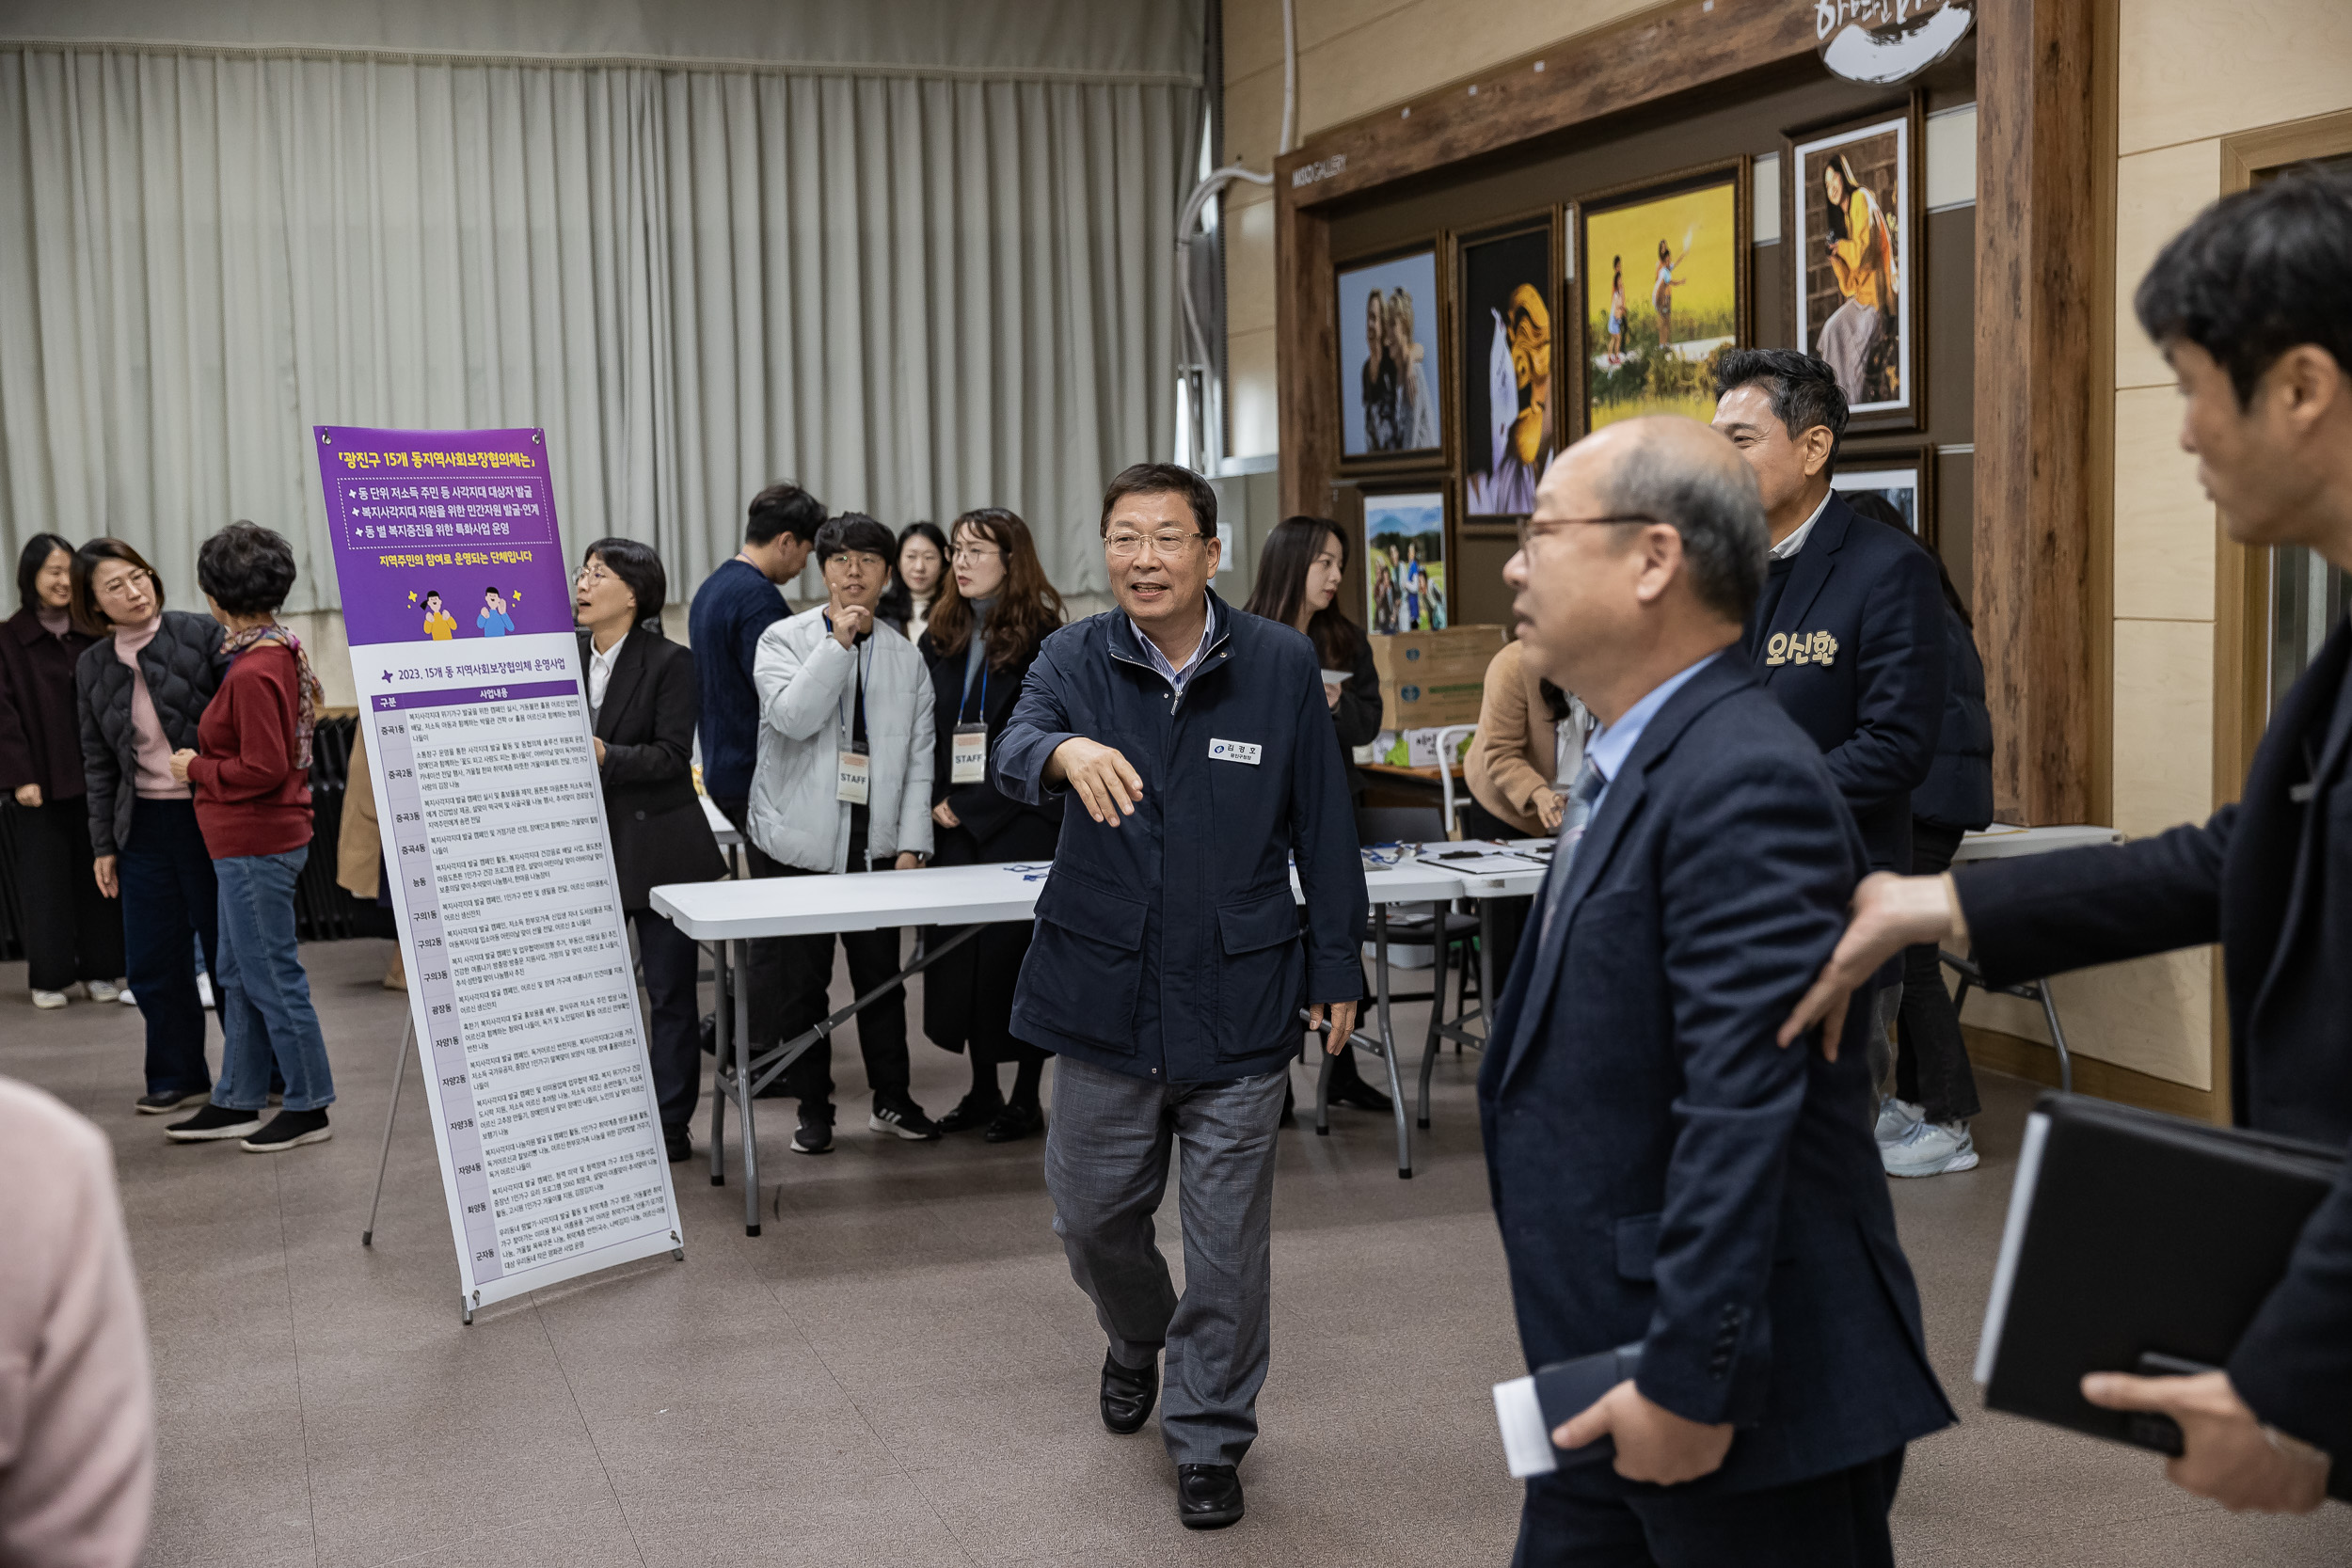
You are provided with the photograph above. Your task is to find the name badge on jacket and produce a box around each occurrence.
[1765,630,1840,668]
[950,723,987,784]
[836,745,870,804]
[1209,737,1262,766]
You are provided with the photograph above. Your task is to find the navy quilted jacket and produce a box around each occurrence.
[75,611,226,856]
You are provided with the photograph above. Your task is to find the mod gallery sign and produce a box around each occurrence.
[1815,0,1975,86]
[315,424,684,1320]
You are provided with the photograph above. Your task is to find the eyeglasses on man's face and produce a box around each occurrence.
[1104,530,1208,560]
[823,552,888,575]
[1513,515,1659,550]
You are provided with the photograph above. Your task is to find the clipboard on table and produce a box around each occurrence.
[1976,1092,2347,1497]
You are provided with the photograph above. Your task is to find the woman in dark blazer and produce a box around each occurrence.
[0,534,123,1007]
[1245,515,1391,1114]
[918,508,1064,1142]
[575,538,727,1164]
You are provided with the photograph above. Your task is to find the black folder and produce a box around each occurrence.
[1976,1091,2346,1497]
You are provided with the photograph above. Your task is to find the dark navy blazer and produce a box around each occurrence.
[1960,618,2352,1464]
[993,591,1366,1084]
[1481,654,1954,1493]
[1744,494,1947,873]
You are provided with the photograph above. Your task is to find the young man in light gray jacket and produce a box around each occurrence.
[750,514,938,1152]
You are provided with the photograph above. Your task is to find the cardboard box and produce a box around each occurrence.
[1370,626,1504,730]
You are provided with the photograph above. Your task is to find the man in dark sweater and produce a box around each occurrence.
[690,481,823,1061]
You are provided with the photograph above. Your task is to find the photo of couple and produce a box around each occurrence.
[1337,247,1442,462]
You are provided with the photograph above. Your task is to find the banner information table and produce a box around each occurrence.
[318,424,683,1321]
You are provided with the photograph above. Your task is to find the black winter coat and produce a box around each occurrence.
[919,624,1060,863]
[582,626,727,910]
[1911,605,1994,832]
[76,612,226,857]
[0,611,100,801]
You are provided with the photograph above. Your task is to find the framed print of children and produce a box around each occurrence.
[421,590,455,640]
[477,586,515,637]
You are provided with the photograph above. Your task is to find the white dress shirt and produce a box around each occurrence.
[1769,491,1836,562]
[586,633,623,720]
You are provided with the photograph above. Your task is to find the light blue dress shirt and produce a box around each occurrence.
[1579,650,1724,818]
[1128,594,1220,699]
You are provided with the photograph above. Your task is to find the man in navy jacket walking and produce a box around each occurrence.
[1487,418,1951,1565]
[994,463,1366,1531]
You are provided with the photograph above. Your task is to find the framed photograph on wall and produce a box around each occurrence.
[1834,443,1937,549]
[1336,243,1445,469]
[1574,159,1750,436]
[1786,96,1925,433]
[1454,211,1560,523]
[1360,483,1450,633]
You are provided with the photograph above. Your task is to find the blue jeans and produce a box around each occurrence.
[212,847,336,1113]
[119,798,218,1096]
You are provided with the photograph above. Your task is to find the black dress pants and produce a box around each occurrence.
[1513,1449,1904,1568]
[1896,820,1983,1122]
[627,906,703,1132]
[9,797,125,991]
[771,863,911,1110]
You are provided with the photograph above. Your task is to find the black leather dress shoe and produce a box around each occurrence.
[1099,1351,1158,1434]
[1176,1464,1244,1529]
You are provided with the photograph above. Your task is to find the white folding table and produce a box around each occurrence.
[651,855,1470,1233]
[1941,822,2125,1092]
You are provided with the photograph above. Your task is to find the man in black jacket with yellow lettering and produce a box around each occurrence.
[1714,348,1947,1114]
[1785,169,2352,1515]
[1713,348,1947,879]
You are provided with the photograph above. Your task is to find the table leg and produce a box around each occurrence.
[707,940,729,1187]
[1375,904,1410,1179]
[733,937,761,1237]
[2037,983,2074,1096]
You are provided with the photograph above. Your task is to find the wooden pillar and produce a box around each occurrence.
[1974,0,2103,825]
[1276,192,1335,521]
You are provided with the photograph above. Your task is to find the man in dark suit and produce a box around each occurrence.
[1713,348,1947,1148]
[1487,416,1953,1566]
[1785,170,2352,1515]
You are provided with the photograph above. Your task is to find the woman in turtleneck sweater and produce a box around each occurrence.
[71,539,226,1114]
[916,508,1065,1141]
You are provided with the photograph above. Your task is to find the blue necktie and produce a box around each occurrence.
[1539,756,1608,943]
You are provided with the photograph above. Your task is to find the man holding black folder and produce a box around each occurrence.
[1487,417,1953,1565]
[1785,170,2352,1513]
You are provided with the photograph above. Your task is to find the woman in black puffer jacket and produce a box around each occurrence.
[72,539,228,1115]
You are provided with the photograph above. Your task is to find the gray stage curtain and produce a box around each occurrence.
[0,42,1199,609]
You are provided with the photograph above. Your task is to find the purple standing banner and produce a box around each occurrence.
[317,426,683,1319]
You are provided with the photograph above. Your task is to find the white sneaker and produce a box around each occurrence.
[197,974,215,1010]
[31,990,68,1010]
[119,986,139,1006]
[1873,1095,1925,1146]
[1883,1118,1979,1178]
[85,979,121,1003]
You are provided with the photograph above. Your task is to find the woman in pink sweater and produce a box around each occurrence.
[157,524,336,1154]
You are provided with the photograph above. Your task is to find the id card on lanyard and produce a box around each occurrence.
[837,634,872,804]
[950,658,988,784]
